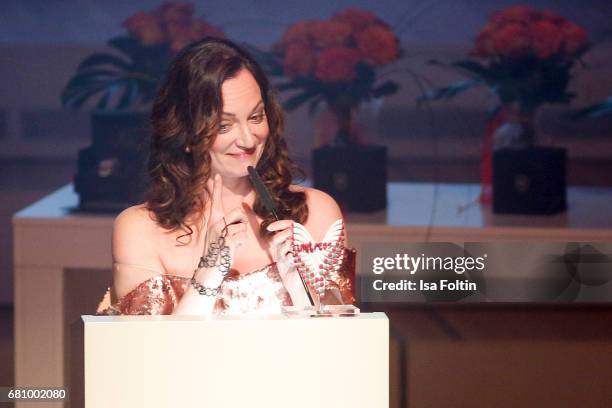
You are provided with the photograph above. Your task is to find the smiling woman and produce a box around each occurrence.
[96,38,353,316]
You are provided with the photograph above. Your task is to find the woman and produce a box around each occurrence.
[97,38,353,315]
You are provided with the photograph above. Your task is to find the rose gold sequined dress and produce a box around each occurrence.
[96,264,295,316]
[96,249,355,316]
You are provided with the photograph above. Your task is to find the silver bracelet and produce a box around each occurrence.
[191,227,232,297]
[190,277,219,297]
[198,234,231,277]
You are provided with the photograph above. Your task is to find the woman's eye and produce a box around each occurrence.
[250,113,265,123]
[219,123,231,132]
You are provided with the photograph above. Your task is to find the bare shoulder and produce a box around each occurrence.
[112,204,162,261]
[114,204,158,233]
[290,185,343,241]
[111,204,165,299]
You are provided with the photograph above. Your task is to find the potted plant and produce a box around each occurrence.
[62,1,224,211]
[247,9,401,212]
[419,5,589,213]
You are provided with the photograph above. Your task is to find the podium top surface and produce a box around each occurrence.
[13,182,612,231]
[82,312,388,324]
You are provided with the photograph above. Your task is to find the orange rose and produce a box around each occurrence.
[310,21,352,49]
[283,42,316,76]
[169,19,224,54]
[332,9,382,32]
[159,2,194,24]
[472,23,496,57]
[279,21,313,48]
[539,10,567,25]
[492,22,532,58]
[531,20,563,59]
[190,19,225,39]
[560,21,588,55]
[123,11,166,45]
[355,25,399,65]
[491,5,538,25]
[315,47,360,82]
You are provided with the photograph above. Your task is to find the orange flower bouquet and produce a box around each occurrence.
[62,1,224,110]
[248,9,401,145]
[421,5,589,120]
[419,5,589,203]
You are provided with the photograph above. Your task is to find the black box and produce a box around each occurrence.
[74,111,150,212]
[493,147,567,215]
[312,144,387,212]
[74,146,149,212]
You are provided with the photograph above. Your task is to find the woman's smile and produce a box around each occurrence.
[226,149,256,160]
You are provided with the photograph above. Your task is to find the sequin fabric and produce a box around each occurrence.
[96,252,355,316]
[215,265,292,315]
[333,275,356,305]
[96,274,189,316]
[97,264,292,316]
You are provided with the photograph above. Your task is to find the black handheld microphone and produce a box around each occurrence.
[247,166,280,221]
[247,166,314,306]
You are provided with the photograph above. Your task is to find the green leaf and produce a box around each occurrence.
[65,88,105,110]
[451,60,489,77]
[241,43,284,76]
[61,79,108,106]
[572,96,612,118]
[372,81,399,98]
[95,89,112,110]
[107,36,141,58]
[62,77,118,106]
[308,95,323,116]
[64,69,121,90]
[417,79,484,103]
[62,78,132,110]
[115,80,136,110]
[71,68,121,79]
[283,89,320,111]
[77,53,131,71]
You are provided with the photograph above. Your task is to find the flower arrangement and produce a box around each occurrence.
[419,5,589,202]
[420,5,589,112]
[62,2,224,110]
[249,9,401,145]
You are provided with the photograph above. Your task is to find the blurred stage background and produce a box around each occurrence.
[1,1,612,407]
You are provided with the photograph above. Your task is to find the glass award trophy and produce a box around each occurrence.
[281,219,360,317]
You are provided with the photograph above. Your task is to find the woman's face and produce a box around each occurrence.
[209,68,269,179]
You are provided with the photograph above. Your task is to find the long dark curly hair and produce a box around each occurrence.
[145,38,307,244]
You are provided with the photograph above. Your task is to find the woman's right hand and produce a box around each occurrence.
[193,174,247,287]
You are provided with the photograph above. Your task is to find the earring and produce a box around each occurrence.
[185,146,191,153]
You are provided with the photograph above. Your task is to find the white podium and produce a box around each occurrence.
[82,313,388,408]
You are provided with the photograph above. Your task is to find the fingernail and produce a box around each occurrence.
[266,224,273,231]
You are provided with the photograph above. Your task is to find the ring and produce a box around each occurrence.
[220,224,229,238]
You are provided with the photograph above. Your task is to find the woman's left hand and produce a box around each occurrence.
[267,220,295,281]
[267,220,313,308]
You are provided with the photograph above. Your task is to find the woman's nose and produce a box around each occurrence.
[236,123,257,148]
